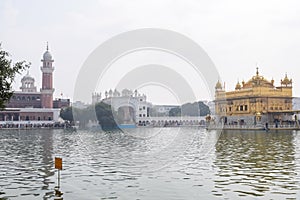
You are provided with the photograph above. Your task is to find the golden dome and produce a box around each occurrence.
[281,73,292,86]
[235,81,241,90]
[215,80,222,90]
[242,67,274,89]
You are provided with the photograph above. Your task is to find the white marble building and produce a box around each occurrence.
[93,89,151,125]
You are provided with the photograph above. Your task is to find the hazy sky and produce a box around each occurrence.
[1,0,300,104]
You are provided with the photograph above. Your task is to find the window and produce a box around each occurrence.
[140,99,143,101]
[244,105,248,111]
[143,106,145,110]
[240,105,243,111]
[139,114,142,117]
[143,114,145,117]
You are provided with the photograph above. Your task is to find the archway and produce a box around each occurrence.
[117,106,135,124]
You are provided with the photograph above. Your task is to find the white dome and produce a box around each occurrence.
[43,50,52,61]
[21,72,35,81]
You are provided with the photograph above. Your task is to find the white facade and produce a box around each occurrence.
[97,89,151,124]
[152,105,179,116]
[20,71,37,93]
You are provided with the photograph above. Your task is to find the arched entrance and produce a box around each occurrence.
[117,106,135,124]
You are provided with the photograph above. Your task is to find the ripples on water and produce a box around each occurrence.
[0,128,299,199]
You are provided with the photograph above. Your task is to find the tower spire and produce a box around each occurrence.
[41,43,54,108]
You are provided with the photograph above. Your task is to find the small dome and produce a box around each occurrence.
[42,42,53,61]
[122,89,133,96]
[21,71,34,81]
[43,50,52,61]
[281,73,292,86]
[235,81,241,90]
[215,80,222,90]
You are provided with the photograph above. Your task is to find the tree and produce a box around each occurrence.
[169,101,210,116]
[60,102,120,131]
[60,106,74,122]
[169,107,181,116]
[198,101,210,116]
[95,102,119,131]
[0,44,30,109]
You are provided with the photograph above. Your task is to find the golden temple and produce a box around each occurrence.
[214,68,294,126]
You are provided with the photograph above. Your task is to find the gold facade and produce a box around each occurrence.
[214,68,293,124]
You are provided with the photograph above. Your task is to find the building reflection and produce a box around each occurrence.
[213,130,298,198]
[39,130,55,199]
[0,130,55,199]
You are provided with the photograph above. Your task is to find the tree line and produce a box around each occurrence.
[169,101,210,116]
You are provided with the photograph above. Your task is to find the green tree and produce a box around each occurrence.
[0,44,30,109]
[60,106,74,122]
[169,101,210,116]
[95,102,119,131]
[60,102,120,131]
[169,107,181,116]
[198,101,210,116]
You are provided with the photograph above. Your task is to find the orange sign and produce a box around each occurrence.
[55,157,62,170]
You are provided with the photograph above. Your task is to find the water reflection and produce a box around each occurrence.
[0,130,55,200]
[213,130,300,198]
[0,128,300,199]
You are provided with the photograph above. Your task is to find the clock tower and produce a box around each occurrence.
[40,43,54,108]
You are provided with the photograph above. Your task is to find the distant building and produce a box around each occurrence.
[72,101,88,109]
[0,44,70,123]
[94,89,151,125]
[151,105,179,116]
[214,68,293,126]
[92,92,101,104]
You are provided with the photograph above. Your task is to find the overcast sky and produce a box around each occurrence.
[1,0,300,104]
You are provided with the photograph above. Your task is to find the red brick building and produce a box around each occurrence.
[1,44,70,123]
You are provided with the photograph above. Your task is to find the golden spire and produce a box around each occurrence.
[215,80,223,90]
[281,73,292,86]
[235,80,241,90]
